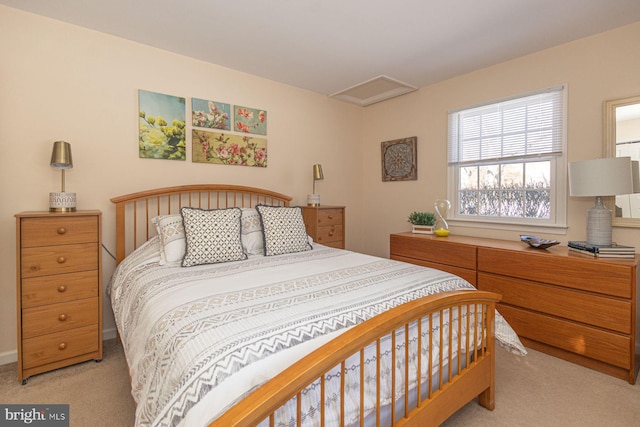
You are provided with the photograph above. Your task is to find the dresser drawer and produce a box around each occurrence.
[20,216,98,248]
[390,234,477,270]
[315,225,343,245]
[22,271,99,308]
[21,243,98,278]
[317,209,343,226]
[478,247,632,298]
[498,305,630,369]
[478,272,631,333]
[22,297,98,338]
[22,325,99,370]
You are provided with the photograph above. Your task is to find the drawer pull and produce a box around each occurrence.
[58,343,67,351]
[57,285,67,293]
[57,256,66,264]
[58,314,67,322]
[329,231,334,236]
[57,227,67,235]
[328,215,334,219]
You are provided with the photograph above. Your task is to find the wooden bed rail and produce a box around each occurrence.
[210,290,500,427]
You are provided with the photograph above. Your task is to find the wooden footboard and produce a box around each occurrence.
[211,290,500,427]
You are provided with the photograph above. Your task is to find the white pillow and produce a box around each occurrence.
[241,208,265,255]
[181,207,247,267]
[256,205,312,256]
[151,214,186,265]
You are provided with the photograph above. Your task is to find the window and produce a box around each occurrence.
[447,86,567,228]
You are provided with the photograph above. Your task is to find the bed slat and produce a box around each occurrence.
[111,184,292,263]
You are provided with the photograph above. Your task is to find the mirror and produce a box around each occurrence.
[604,95,640,227]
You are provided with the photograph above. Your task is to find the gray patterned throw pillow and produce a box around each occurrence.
[256,205,312,256]
[180,207,247,267]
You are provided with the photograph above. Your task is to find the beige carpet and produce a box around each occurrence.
[1,339,639,426]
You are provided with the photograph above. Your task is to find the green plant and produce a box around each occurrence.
[408,211,436,226]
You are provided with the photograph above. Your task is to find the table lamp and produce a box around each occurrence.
[568,156,634,245]
[307,164,324,206]
[49,141,76,212]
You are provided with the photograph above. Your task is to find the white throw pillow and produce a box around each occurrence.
[241,208,265,255]
[151,214,186,265]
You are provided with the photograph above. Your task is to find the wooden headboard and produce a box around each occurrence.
[110,184,292,264]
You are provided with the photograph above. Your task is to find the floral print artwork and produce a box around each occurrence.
[192,129,267,167]
[138,90,186,160]
[192,98,230,130]
[234,105,267,135]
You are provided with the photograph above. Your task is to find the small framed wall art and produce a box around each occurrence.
[192,129,267,167]
[192,98,231,130]
[234,105,267,135]
[381,136,417,181]
[138,89,186,161]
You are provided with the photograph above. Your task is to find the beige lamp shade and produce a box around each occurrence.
[568,157,634,197]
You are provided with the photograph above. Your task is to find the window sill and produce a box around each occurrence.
[448,218,568,236]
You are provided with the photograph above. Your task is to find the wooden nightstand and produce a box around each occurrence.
[301,206,345,249]
[15,211,103,384]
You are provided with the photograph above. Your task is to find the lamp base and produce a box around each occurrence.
[307,194,320,206]
[49,192,76,212]
[586,196,611,246]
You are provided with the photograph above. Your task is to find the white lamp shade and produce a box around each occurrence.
[568,157,634,197]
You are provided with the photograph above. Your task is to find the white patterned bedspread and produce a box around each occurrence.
[108,238,525,427]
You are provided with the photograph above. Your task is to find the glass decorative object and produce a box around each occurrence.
[434,199,451,236]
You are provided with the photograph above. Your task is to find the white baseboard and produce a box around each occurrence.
[103,327,117,341]
[0,328,118,367]
[0,349,16,366]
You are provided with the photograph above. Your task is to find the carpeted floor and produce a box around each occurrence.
[1,339,639,426]
[0,339,134,426]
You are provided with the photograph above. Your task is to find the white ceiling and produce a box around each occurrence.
[3,0,640,105]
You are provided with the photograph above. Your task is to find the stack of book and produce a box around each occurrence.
[568,241,636,258]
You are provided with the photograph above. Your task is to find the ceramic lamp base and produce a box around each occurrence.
[586,196,611,246]
[307,194,320,206]
[49,192,76,212]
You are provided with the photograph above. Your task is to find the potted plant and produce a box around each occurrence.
[408,211,436,234]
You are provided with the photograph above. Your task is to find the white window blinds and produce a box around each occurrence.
[448,86,565,165]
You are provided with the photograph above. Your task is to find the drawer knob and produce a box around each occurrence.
[57,256,66,264]
[57,285,66,293]
[329,230,334,236]
[58,314,67,321]
[328,215,334,219]
[57,227,67,235]
[58,343,67,350]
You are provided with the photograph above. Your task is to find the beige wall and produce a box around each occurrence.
[0,6,364,360]
[362,21,640,258]
[2,4,640,363]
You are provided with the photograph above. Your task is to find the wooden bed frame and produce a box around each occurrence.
[111,184,499,427]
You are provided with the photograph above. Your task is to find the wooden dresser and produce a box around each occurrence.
[301,205,345,249]
[390,232,640,384]
[15,211,103,384]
